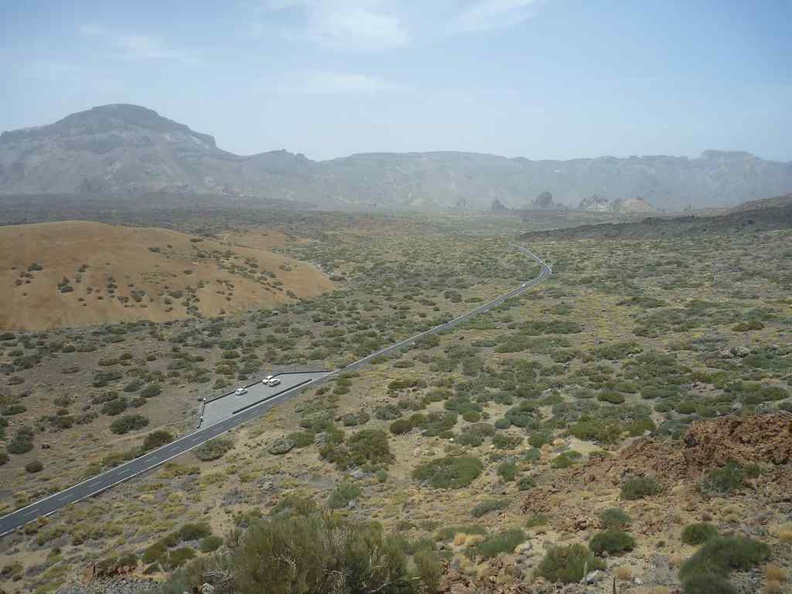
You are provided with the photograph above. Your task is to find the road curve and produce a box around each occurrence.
[0,246,551,538]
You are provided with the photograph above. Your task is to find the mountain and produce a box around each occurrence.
[2,104,792,210]
[520,193,792,241]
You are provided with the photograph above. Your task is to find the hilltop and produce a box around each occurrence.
[2,104,792,210]
[0,221,333,330]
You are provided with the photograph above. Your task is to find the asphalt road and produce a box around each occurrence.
[0,246,550,538]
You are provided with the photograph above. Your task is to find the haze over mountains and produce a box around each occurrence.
[2,104,791,211]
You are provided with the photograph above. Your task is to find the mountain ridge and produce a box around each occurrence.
[2,104,791,210]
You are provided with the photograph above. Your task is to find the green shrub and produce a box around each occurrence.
[229,513,439,593]
[682,575,737,594]
[179,522,211,541]
[413,456,483,489]
[621,476,661,500]
[101,397,128,416]
[7,426,34,454]
[142,541,168,563]
[471,499,508,518]
[199,535,223,553]
[390,418,412,435]
[194,437,234,461]
[110,414,149,435]
[286,431,315,448]
[341,411,370,427]
[518,476,535,491]
[470,528,526,559]
[328,482,362,509]
[536,544,605,583]
[681,523,719,546]
[491,433,522,450]
[456,432,484,447]
[597,390,625,405]
[550,451,581,468]
[700,461,745,496]
[494,418,511,429]
[142,430,173,452]
[599,508,632,530]
[679,536,769,584]
[589,529,635,556]
[25,460,43,473]
[525,513,548,528]
[167,547,196,567]
[140,384,162,398]
[497,460,518,482]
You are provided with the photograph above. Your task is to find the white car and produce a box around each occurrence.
[262,375,274,384]
[235,387,248,396]
[268,378,281,387]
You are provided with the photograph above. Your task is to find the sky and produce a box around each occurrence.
[1,0,791,161]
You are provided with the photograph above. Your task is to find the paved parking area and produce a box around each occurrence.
[199,371,328,428]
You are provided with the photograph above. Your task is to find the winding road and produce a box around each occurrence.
[0,246,551,538]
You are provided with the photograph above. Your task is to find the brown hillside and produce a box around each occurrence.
[0,221,333,330]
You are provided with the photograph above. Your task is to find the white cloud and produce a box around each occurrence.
[449,0,540,33]
[264,1,409,52]
[79,25,199,64]
[283,70,404,93]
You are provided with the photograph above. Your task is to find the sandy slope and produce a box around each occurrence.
[0,221,332,330]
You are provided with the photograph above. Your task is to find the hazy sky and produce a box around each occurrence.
[2,0,790,161]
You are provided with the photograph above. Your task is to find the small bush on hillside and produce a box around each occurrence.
[491,433,522,450]
[456,432,484,447]
[140,384,162,398]
[413,456,483,489]
[681,523,719,545]
[589,529,635,556]
[599,508,632,530]
[142,430,173,452]
[101,398,128,416]
[390,418,412,435]
[25,460,43,473]
[700,461,746,496]
[110,414,149,434]
[471,499,508,518]
[470,528,526,559]
[682,575,737,594]
[328,482,362,509]
[536,544,605,583]
[679,536,769,588]
[8,426,35,454]
[179,523,211,541]
[518,476,535,491]
[194,437,233,461]
[621,476,661,500]
[497,460,518,482]
[551,451,581,468]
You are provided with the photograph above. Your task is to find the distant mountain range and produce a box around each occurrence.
[2,104,791,210]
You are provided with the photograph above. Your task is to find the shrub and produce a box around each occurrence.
[167,547,196,567]
[328,482,362,509]
[199,535,223,553]
[194,437,234,461]
[179,523,211,541]
[286,431,314,448]
[2,404,26,416]
[142,541,168,563]
[101,397,128,416]
[681,523,719,546]
[268,437,296,455]
[589,529,635,556]
[682,575,737,594]
[230,513,439,593]
[536,544,605,583]
[470,528,526,559]
[341,411,369,427]
[7,426,34,454]
[140,384,162,398]
[679,536,769,585]
[599,508,632,530]
[142,430,173,452]
[110,414,149,434]
[346,429,393,469]
[497,460,518,482]
[491,433,522,450]
[700,461,745,496]
[413,456,483,489]
[518,476,535,491]
[471,499,508,518]
[389,418,412,435]
[494,418,511,429]
[551,451,581,468]
[597,390,625,405]
[525,513,548,528]
[621,476,661,500]
[456,432,484,447]
[25,460,43,473]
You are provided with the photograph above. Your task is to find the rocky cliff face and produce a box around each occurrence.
[2,104,792,210]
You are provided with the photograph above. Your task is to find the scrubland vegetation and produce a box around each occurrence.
[0,210,789,593]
